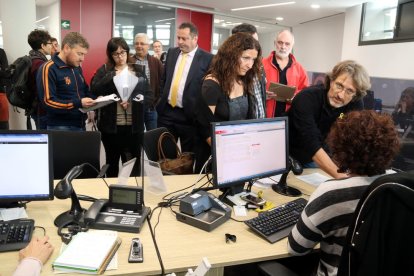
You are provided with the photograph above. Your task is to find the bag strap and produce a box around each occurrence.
[157,132,181,160]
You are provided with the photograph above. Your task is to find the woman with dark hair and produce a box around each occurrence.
[194,32,262,172]
[91,37,151,177]
[287,110,400,276]
[393,87,414,130]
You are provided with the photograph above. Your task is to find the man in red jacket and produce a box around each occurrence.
[263,30,308,117]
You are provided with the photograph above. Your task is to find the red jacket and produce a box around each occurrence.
[263,51,308,117]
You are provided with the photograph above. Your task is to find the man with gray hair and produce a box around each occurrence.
[263,29,308,117]
[131,33,163,130]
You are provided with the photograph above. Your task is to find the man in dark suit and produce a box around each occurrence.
[157,22,213,154]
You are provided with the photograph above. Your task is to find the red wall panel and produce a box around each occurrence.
[80,0,113,83]
[60,0,113,84]
[176,8,212,52]
[60,0,81,37]
[190,11,212,52]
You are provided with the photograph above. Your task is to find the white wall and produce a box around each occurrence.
[293,13,345,74]
[342,5,414,80]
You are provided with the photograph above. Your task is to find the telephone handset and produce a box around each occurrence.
[84,199,108,225]
[83,185,150,233]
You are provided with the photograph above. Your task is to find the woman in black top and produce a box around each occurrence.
[194,32,262,172]
[91,37,151,177]
[393,87,414,131]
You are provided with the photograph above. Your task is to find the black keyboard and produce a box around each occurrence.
[245,198,308,243]
[0,219,34,252]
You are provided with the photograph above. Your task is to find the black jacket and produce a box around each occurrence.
[288,85,363,164]
[90,64,152,134]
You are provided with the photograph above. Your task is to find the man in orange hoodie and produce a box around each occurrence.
[263,30,308,117]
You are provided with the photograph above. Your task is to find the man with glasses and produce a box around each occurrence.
[131,33,163,130]
[27,29,53,129]
[263,29,308,117]
[288,60,371,178]
[37,32,95,131]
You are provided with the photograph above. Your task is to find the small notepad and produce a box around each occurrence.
[53,230,121,274]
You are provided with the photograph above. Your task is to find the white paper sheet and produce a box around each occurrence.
[113,67,139,102]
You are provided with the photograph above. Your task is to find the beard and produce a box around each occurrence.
[275,49,290,59]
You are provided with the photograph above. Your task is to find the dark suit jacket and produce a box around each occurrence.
[157,47,213,120]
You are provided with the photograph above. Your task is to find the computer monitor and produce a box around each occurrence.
[0,131,54,208]
[211,117,289,197]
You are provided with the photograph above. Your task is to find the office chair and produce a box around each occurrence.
[258,171,414,276]
[50,130,102,179]
[143,127,177,162]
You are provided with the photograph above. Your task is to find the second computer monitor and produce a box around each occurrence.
[211,117,289,195]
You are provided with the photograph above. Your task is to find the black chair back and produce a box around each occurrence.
[338,171,414,276]
[143,127,177,162]
[50,131,101,179]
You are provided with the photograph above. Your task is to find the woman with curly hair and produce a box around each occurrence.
[288,110,399,275]
[194,32,262,172]
[286,110,400,276]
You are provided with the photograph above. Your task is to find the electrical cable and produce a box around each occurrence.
[146,215,165,276]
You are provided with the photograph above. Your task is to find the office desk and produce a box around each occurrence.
[0,170,322,276]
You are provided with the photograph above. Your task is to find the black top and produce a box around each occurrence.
[288,85,363,164]
[272,54,292,117]
[195,79,255,140]
[0,48,9,92]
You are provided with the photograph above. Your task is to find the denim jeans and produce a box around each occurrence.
[47,125,85,131]
[144,109,158,131]
[31,115,47,130]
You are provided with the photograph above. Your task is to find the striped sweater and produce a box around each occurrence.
[287,176,381,276]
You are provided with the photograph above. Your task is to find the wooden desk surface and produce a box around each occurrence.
[0,169,323,276]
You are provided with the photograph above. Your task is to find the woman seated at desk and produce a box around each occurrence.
[393,87,414,132]
[286,110,400,276]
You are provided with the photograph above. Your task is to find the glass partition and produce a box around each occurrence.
[115,0,176,54]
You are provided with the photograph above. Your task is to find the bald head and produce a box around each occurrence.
[275,30,294,59]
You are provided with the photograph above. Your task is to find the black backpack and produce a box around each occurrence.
[5,55,34,112]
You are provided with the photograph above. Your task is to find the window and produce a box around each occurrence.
[360,0,414,45]
[114,0,175,54]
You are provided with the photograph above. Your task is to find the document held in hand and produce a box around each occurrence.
[267,82,296,102]
[79,94,120,113]
[113,67,139,102]
[53,230,121,274]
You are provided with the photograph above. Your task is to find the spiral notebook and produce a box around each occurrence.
[53,230,121,274]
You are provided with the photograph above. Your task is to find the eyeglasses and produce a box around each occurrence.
[135,42,148,46]
[112,50,127,58]
[333,82,357,97]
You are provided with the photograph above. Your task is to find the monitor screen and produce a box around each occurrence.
[0,131,54,206]
[211,117,288,192]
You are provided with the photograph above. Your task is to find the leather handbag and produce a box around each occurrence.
[157,132,194,175]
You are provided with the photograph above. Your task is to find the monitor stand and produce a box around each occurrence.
[218,182,247,206]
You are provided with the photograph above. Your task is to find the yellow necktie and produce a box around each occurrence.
[170,53,188,107]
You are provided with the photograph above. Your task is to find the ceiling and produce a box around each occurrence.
[34,0,381,29]
[160,0,372,27]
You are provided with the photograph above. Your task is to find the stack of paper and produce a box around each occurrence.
[79,94,120,113]
[53,230,121,274]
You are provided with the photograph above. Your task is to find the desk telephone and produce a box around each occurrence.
[84,185,150,233]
